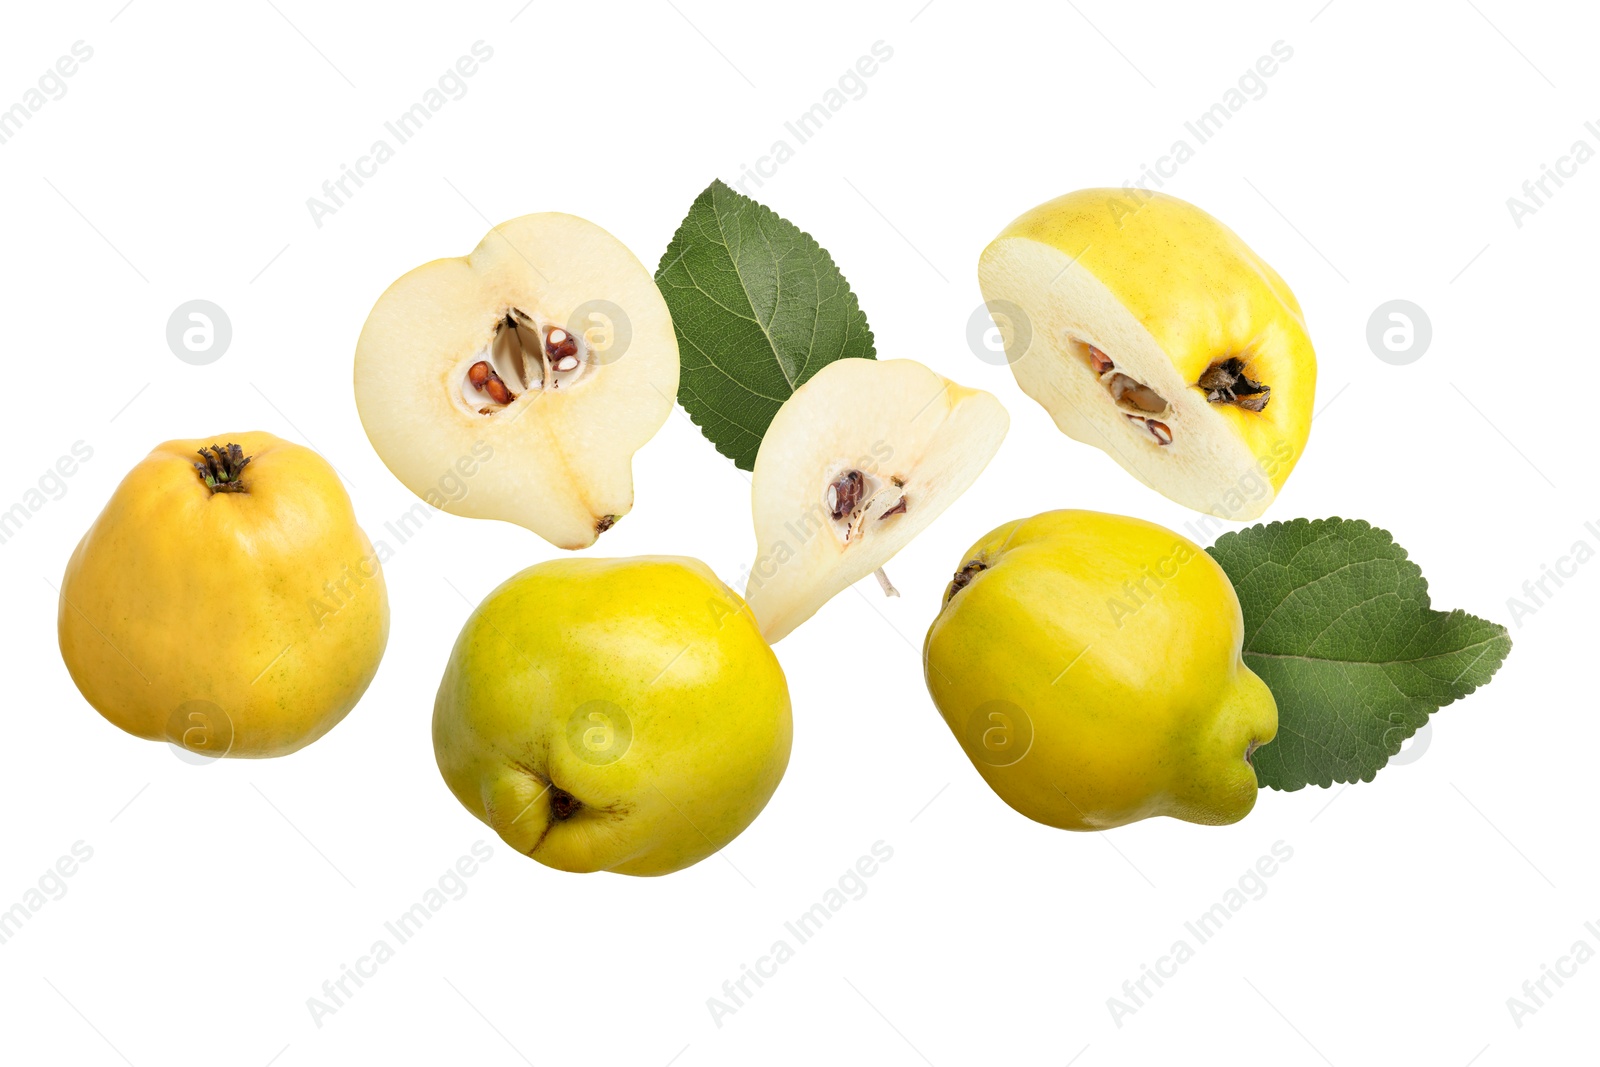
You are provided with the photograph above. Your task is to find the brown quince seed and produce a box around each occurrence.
[545,326,579,361]
[1107,372,1167,414]
[484,376,515,405]
[467,360,516,405]
[827,470,866,519]
[1126,414,1172,446]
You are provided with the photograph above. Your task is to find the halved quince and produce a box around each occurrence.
[744,358,1008,642]
[978,189,1316,519]
[354,213,678,549]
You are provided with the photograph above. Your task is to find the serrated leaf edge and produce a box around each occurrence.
[1210,516,1515,792]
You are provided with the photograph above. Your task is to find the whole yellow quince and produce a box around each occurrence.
[433,556,792,876]
[58,432,389,758]
[923,510,1276,830]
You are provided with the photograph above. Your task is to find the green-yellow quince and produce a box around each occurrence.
[433,556,792,876]
[923,510,1276,830]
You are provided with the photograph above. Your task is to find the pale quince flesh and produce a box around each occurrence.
[744,358,1008,642]
[979,189,1316,519]
[355,213,679,549]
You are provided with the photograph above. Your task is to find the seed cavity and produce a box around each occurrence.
[460,309,594,416]
[1197,356,1270,412]
[825,468,911,545]
[1074,341,1173,444]
[1106,372,1167,414]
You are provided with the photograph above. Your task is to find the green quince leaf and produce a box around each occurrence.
[1207,517,1511,792]
[655,179,875,470]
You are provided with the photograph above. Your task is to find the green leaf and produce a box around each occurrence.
[655,180,876,470]
[1207,518,1511,792]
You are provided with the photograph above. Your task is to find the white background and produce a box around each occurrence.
[0,1,1592,1063]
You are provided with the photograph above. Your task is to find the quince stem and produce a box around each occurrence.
[193,443,252,494]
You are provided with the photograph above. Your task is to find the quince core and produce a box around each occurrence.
[744,359,1008,643]
[354,213,679,549]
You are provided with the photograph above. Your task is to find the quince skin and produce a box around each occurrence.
[58,433,389,757]
[979,189,1316,518]
[923,510,1276,829]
